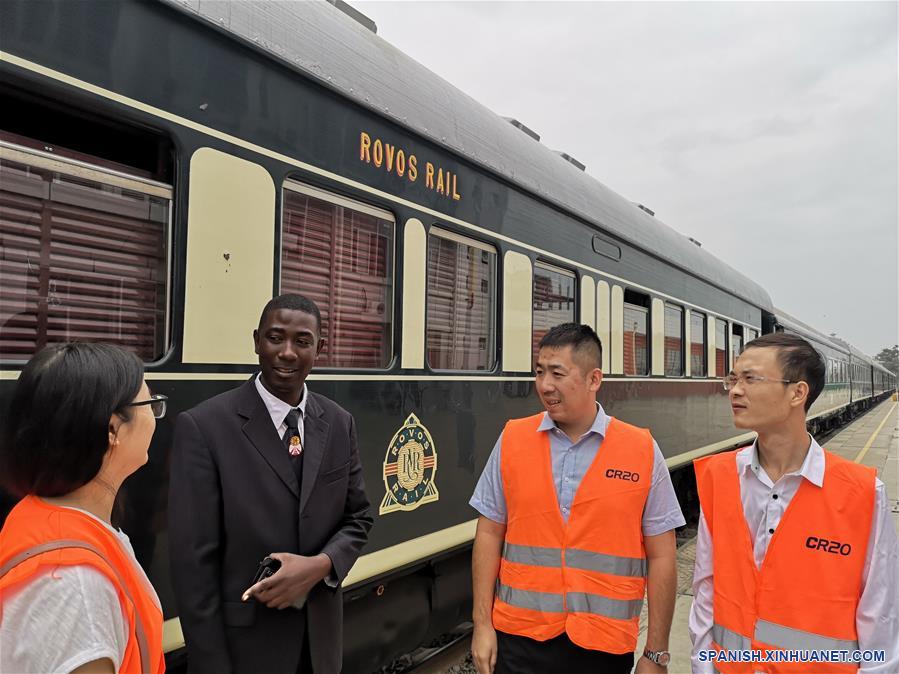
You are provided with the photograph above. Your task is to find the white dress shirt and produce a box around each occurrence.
[253,375,338,589]
[689,436,899,673]
[254,374,307,445]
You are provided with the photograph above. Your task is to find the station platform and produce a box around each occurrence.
[659,397,898,674]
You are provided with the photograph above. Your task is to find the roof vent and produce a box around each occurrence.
[688,237,702,247]
[502,117,540,142]
[636,203,655,217]
[325,0,377,33]
[554,151,586,171]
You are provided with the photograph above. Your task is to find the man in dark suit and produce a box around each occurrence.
[169,293,373,674]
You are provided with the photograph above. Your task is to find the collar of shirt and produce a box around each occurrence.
[253,373,308,433]
[536,403,610,441]
[738,433,825,488]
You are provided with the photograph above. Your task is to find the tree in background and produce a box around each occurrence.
[874,344,899,375]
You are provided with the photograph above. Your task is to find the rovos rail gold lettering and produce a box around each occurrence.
[359,131,461,201]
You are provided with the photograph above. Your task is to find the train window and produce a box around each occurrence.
[426,229,496,371]
[664,303,684,376]
[691,311,707,377]
[731,325,744,364]
[623,290,649,376]
[533,262,575,357]
[715,319,728,375]
[281,181,394,368]
[0,142,170,362]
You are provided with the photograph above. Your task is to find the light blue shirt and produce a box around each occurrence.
[469,404,685,536]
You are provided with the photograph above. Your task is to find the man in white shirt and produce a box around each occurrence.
[689,332,898,674]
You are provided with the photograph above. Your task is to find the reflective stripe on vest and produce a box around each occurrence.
[754,619,860,653]
[0,539,151,674]
[496,582,643,620]
[501,542,646,620]
[712,623,752,651]
[502,542,562,567]
[565,548,647,577]
[566,592,643,620]
[496,582,565,613]
[712,620,861,654]
[503,542,646,577]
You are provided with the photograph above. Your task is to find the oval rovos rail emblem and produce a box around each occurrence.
[380,413,439,514]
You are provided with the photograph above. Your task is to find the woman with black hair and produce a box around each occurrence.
[0,342,166,674]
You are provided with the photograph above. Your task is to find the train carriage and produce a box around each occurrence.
[772,308,853,433]
[831,337,883,413]
[873,361,895,397]
[848,344,875,408]
[0,1,894,670]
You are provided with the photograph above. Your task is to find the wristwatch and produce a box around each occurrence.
[643,648,671,666]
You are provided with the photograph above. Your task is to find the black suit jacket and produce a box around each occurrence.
[168,379,373,674]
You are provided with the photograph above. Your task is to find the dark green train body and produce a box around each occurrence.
[0,1,894,671]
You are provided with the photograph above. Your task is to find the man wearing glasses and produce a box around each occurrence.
[689,333,898,673]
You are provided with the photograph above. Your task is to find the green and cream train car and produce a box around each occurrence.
[0,1,893,670]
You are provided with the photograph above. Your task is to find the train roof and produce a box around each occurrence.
[774,310,891,371]
[873,360,893,375]
[825,333,880,367]
[161,0,773,310]
[773,307,848,354]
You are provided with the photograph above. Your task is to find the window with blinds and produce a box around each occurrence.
[280,182,394,369]
[426,230,496,371]
[664,303,684,377]
[533,263,575,358]
[731,325,744,364]
[623,293,649,376]
[715,318,728,375]
[691,311,707,377]
[0,145,170,362]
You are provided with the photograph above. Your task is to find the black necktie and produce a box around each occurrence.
[283,408,304,484]
[283,409,302,456]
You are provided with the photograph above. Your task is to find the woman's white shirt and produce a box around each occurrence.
[0,504,159,674]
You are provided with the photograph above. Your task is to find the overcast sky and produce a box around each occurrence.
[357,1,897,357]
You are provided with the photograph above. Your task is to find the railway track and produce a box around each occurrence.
[376,623,474,674]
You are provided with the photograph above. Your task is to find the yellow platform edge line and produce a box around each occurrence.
[854,402,897,464]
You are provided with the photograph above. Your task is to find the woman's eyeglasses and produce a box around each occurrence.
[126,394,168,419]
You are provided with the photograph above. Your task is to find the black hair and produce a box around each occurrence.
[537,323,603,370]
[0,343,144,497]
[258,293,322,334]
[742,332,825,411]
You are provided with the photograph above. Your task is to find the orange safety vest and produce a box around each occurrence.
[492,413,653,654]
[0,495,165,674]
[694,449,875,674]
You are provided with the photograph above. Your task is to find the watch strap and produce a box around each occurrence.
[643,648,671,666]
